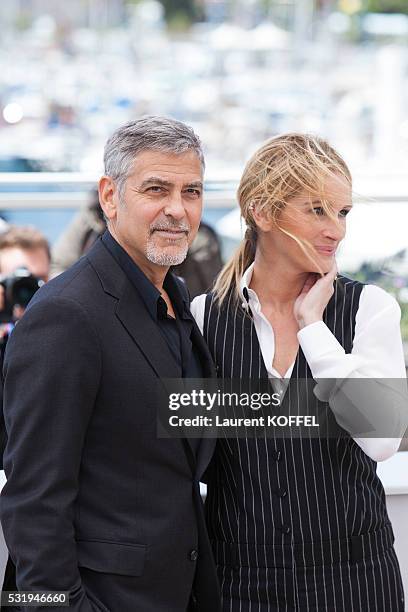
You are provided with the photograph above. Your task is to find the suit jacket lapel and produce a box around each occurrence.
[115,283,201,473]
[115,283,181,380]
[87,240,198,472]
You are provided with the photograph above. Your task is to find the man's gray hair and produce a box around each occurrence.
[104,116,205,193]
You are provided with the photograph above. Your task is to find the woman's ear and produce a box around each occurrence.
[251,205,273,232]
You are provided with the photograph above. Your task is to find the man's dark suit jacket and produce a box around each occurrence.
[1,237,221,612]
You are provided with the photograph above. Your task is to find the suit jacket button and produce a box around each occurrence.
[190,549,199,561]
[280,525,291,534]
[277,488,287,498]
[273,450,281,461]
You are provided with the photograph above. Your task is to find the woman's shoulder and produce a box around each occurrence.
[359,283,401,316]
[190,290,222,315]
[190,293,207,316]
[336,273,364,290]
[190,293,209,334]
[191,290,241,333]
[337,274,398,306]
[338,275,399,310]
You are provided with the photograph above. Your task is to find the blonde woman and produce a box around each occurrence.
[191,134,406,611]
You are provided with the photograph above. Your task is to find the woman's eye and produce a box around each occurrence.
[312,206,351,218]
[312,207,325,216]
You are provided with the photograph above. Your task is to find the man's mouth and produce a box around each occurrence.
[151,228,189,239]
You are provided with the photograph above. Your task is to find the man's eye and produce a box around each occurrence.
[339,209,351,217]
[185,189,201,197]
[147,186,164,193]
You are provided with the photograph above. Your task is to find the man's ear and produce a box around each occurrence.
[98,176,118,223]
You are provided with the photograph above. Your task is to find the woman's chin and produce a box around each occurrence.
[321,263,334,274]
[302,262,332,275]
[316,255,335,274]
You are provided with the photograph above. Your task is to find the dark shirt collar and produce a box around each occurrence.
[101,230,189,321]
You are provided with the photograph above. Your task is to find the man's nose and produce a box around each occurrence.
[163,193,186,220]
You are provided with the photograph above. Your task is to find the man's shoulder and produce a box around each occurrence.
[29,256,97,308]
[28,239,121,314]
[6,252,110,356]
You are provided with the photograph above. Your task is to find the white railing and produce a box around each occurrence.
[0,173,238,209]
[0,173,407,209]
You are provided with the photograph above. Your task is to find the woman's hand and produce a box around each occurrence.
[294,263,337,329]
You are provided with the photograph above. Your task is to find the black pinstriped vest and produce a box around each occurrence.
[203,275,391,566]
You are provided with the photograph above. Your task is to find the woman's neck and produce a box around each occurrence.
[249,250,308,312]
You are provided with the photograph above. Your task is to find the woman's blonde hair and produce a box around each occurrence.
[213,133,352,305]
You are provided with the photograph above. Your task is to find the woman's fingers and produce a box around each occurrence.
[294,263,337,328]
[324,261,338,283]
[299,273,318,296]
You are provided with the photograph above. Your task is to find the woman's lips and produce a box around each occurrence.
[315,246,336,255]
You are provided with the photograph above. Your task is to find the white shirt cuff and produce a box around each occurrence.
[297,321,345,371]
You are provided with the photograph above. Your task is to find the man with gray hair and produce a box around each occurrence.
[1,116,221,611]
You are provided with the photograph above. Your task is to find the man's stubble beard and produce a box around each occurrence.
[145,238,189,266]
[145,220,191,266]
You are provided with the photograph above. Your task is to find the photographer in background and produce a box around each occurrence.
[0,226,50,332]
[0,225,50,282]
[0,225,50,436]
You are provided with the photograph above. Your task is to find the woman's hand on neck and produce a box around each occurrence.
[293,264,337,329]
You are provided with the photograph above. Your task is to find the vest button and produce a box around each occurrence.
[280,525,291,534]
[189,549,199,561]
[276,488,287,498]
[273,450,281,461]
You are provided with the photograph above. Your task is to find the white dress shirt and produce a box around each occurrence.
[191,263,408,462]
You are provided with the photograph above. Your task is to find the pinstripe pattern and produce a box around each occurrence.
[203,276,405,611]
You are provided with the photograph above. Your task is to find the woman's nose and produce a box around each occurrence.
[322,216,345,241]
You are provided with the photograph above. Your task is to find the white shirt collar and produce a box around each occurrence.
[239,262,261,311]
[239,261,254,297]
